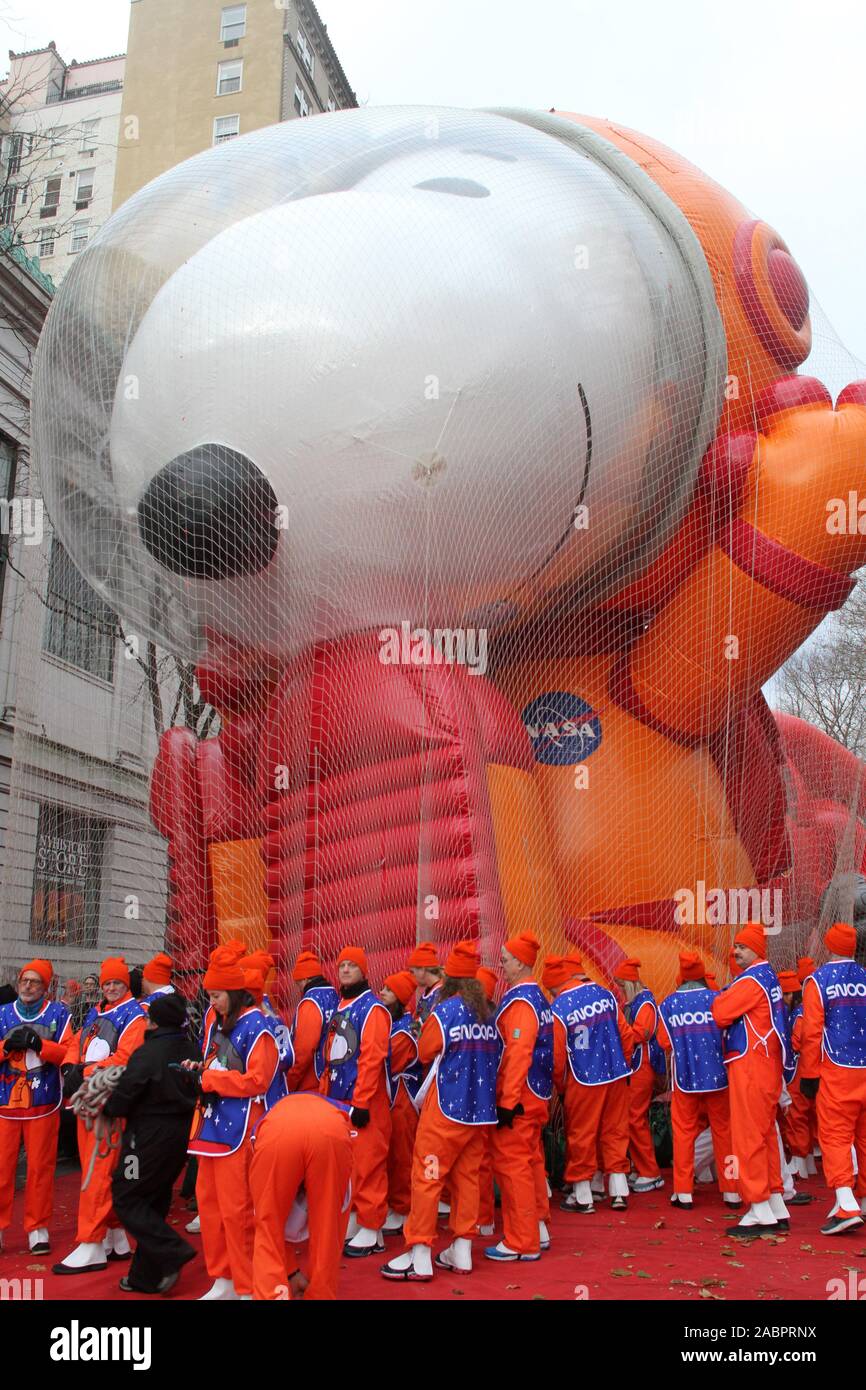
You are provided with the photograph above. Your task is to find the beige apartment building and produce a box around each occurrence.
[113,0,356,209]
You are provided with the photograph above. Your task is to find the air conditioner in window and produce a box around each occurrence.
[224,38,239,47]
[74,199,91,210]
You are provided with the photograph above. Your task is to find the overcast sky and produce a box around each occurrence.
[1,0,864,363]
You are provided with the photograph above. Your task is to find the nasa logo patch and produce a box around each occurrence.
[521,691,602,766]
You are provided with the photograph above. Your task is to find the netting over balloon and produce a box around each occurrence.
[4,104,865,1004]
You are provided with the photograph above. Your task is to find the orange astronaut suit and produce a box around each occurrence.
[250,1092,353,1300]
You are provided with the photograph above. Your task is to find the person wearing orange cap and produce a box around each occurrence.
[657,951,740,1212]
[613,958,665,1194]
[0,959,71,1255]
[799,922,866,1234]
[250,1092,354,1299]
[711,924,792,1237]
[239,951,293,1096]
[140,953,174,1009]
[552,950,634,1214]
[795,956,819,1174]
[484,931,553,1262]
[776,970,813,1192]
[381,940,499,1280]
[321,946,392,1256]
[380,970,420,1236]
[185,944,281,1299]
[475,964,499,1236]
[53,957,147,1274]
[285,952,339,1093]
[408,942,444,1026]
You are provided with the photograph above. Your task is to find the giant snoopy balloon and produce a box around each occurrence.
[31,107,866,998]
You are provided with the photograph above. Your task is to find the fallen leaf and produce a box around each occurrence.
[729,1261,745,1268]
[505,1284,520,1290]
[636,1270,652,1279]
[610,1268,633,1278]
[620,1251,636,1258]
[531,1294,547,1301]
[701,1278,726,1288]
[25,1263,46,1272]
[451,1289,465,1297]
[653,1219,665,1229]
[647,1239,663,1246]
[699,1289,725,1300]
[669,1278,698,1287]
[687,1226,700,1233]
[704,1218,715,1224]
[800,1243,814,1253]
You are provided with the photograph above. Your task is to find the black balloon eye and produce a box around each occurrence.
[414,177,491,198]
[137,443,279,581]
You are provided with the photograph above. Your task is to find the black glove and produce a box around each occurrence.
[496,1102,525,1128]
[799,1076,820,1100]
[61,1063,85,1098]
[3,1026,41,1053]
[350,1106,370,1129]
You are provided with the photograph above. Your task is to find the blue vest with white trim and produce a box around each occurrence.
[809,960,866,1068]
[189,1008,276,1156]
[388,1014,423,1105]
[552,982,630,1086]
[432,994,499,1125]
[324,991,391,1103]
[625,988,667,1077]
[787,1001,803,1080]
[415,982,443,1027]
[0,999,70,1118]
[260,996,291,1109]
[658,987,727,1093]
[76,995,144,1064]
[292,985,339,1080]
[496,982,554,1100]
[720,962,792,1070]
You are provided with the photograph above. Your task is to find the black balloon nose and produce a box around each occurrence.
[137,444,279,580]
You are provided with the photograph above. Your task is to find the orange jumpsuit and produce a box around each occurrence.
[321,1000,392,1231]
[553,992,633,1182]
[799,978,866,1195]
[0,1016,71,1234]
[387,1028,420,1217]
[627,998,661,1178]
[250,1094,353,1300]
[285,994,324,1093]
[191,1024,279,1297]
[491,998,551,1254]
[64,999,148,1243]
[780,1013,814,1160]
[656,1016,737,1196]
[711,976,783,1205]
[403,1015,488,1246]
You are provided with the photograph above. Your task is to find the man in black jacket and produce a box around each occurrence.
[104,992,198,1294]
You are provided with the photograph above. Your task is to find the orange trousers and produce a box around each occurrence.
[815,1061,866,1193]
[403,1095,488,1247]
[726,1052,782,1204]
[670,1088,737,1195]
[0,1112,61,1233]
[491,1092,550,1255]
[781,1077,815,1159]
[628,1061,660,1178]
[76,1116,124,1243]
[478,1129,495,1228]
[563,1076,630,1182]
[349,1089,392,1230]
[250,1096,353,1300]
[387,1088,418,1216]
[196,1101,262,1297]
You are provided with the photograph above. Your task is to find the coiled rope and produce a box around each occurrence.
[70,1065,126,1191]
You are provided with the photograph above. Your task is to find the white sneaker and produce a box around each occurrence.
[381,1244,434,1280]
[52,1241,108,1273]
[199,1278,239,1300]
[345,1211,360,1241]
[382,1210,404,1234]
[437,1201,451,1216]
[185,1214,201,1234]
[590,1170,606,1198]
[478,1223,495,1236]
[632,1176,664,1193]
[539,1220,550,1251]
[28,1228,50,1253]
[434,1237,473,1274]
[344,1226,384,1255]
[107,1227,132,1257]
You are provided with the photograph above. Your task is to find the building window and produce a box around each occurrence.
[40,176,61,218]
[0,438,16,619]
[293,80,309,118]
[297,26,315,78]
[38,228,55,258]
[0,184,16,227]
[213,114,240,144]
[4,132,23,176]
[217,58,243,95]
[74,168,94,208]
[30,804,107,950]
[69,219,91,254]
[327,89,337,112]
[79,118,99,154]
[220,4,246,41]
[49,126,67,155]
[43,538,116,681]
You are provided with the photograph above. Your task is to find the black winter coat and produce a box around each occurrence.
[103,1026,198,1122]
